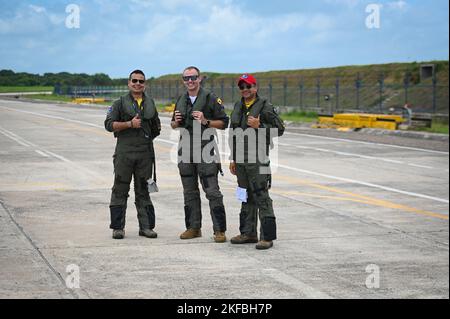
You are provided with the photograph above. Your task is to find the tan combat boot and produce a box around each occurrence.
[255,240,273,250]
[230,234,259,245]
[180,228,202,240]
[214,232,227,243]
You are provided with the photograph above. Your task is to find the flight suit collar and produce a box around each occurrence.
[240,95,263,119]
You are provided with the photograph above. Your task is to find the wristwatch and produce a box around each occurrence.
[205,120,211,127]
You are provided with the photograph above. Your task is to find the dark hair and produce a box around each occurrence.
[129,69,146,80]
[183,66,201,76]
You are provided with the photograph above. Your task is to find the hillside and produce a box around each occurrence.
[156,61,448,86]
[152,61,448,114]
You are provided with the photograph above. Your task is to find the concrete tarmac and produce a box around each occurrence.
[0,99,448,299]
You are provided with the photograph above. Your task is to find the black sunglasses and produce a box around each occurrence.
[183,75,199,82]
[131,79,145,84]
[239,84,253,90]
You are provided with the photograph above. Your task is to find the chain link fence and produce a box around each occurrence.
[59,72,449,115]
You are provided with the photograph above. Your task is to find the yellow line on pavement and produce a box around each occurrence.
[275,175,448,220]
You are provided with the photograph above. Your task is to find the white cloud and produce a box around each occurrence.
[183,3,334,46]
[324,0,361,8]
[387,1,408,10]
[0,4,65,35]
[29,5,46,14]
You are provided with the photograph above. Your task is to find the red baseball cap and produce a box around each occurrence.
[238,74,257,86]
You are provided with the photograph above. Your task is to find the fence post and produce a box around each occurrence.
[220,79,225,100]
[231,79,235,103]
[168,81,172,102]
[161,81,165,101]
[210,78,215,94]
[378,73,384,113]
[299,77,304,111]
[316,77,321,110]
[432,74,437,114]
[176,81,180,99]
[356,73,361,111]
[404,72,410,105]
[335,77,340,113]
[283,77,288,107]
[269,78,273,104]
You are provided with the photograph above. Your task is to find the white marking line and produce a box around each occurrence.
[35,150,50,157]
[0,106,104,129]
[262,268,333,299]
[284,131,449,155]
[278,164,449,204]
[279,143,435,169]
[41,150,104,179]
[2,106,448,204]
[0,122,104,179]
[408,163,435,170]
[0,126,32,147]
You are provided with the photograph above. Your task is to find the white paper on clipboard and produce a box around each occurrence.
[236,187,248,203]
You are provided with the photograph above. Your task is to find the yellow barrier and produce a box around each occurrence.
[319,113,404,131]
[164,103,176,113]
[72,98,106,104]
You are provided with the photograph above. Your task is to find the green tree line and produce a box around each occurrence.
[0,70,128,87]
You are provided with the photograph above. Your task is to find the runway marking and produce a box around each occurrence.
[270,181,448,221]
[283,131,449,155]
[277,162,449,204]
[262,268,333,299]
[1,105,448,205]
[0,126,32,147]
[35,150,50,157]
[408,164,435,170]
[278,143,442,170]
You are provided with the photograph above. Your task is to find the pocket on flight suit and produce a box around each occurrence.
[198,163,218,190]
[178,163,198,190]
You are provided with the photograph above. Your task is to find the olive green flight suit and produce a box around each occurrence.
[105,92,160,231]
[229,95,284,241]
[173,88,229,232]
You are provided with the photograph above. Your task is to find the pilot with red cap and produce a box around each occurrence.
[228,74,285,250]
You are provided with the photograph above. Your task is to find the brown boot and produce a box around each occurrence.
[255,240,273,250]
[214,232,227,243]
[230,234,258,245]
[180,228,202,240]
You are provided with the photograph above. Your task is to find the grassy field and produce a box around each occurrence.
[25,94,79,103]
[413,121,449,134]
[0,86,53,93]
[281,111,319,123]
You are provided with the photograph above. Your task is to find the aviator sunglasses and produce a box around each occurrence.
[182,75,200,82]
[239,84,253,90]
[131,79,146,84]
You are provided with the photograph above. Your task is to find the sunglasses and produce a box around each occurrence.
[131,79,145,84]
[183,75,199,82]
[239,84,253,90]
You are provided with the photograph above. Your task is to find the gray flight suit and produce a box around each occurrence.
[104,92,161,231]
[229,95,284,241]
[173,88,229,232]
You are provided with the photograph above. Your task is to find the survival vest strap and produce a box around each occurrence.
[120,95,161,139]
[175,91,212,129]
[254,100,285,137]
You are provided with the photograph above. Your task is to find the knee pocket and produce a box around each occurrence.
[199,167,218,190]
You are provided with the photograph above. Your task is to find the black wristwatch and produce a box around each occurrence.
[205,120,211,128]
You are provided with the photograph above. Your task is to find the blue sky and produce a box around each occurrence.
[0,0,448,78]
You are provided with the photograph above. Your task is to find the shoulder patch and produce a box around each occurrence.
[217,98,223,105]
[107,106,113,114]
